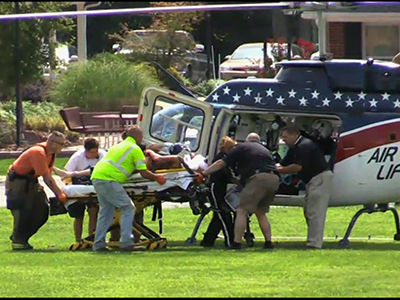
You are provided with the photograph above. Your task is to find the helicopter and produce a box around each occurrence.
[137,57,400,247]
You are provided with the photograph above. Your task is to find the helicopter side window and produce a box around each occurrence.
[150,97,204,151]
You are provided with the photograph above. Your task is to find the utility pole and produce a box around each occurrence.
[15,1,22,147]
[205,11,212,79]
[316,10,326,56]
[73,2,101,61]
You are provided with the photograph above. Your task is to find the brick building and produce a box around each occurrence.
[302,4,400,60]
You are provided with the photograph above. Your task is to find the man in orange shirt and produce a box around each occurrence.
[6,131,68,250]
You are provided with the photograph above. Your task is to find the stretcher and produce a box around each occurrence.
[49,168,210,251]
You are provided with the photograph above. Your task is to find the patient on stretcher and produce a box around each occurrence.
[144,149,208,172]
[56,146,208,193]
[144,149,183,171]
[57,146,208,178]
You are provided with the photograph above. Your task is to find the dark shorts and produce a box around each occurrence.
[67,201,98,218]
[239,172,280,213]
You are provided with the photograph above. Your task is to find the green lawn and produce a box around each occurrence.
[1,205,400,297]
[0,157,70,176]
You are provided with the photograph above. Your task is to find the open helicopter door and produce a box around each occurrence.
[137,86,214,156]
[208,108,235,162]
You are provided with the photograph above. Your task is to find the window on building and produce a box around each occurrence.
[363,24,399,61]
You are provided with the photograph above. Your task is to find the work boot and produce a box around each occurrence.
[200,240,214,248]
[229,241,242,250]
[264,241,274,249]
[12,242,33,250]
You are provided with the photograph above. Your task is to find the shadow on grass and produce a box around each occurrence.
[4,240,400,254]
[165,239,400,252]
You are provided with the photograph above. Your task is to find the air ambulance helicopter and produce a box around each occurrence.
[5,1,400,248]
[138,55,400,248]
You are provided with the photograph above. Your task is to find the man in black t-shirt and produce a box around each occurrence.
[201,133,280,249]
[276,125,333,249]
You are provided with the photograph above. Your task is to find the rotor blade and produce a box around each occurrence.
[0,3,291,21]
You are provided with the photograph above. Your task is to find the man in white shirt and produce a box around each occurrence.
[65,139,106,175]
[62,138,106,246]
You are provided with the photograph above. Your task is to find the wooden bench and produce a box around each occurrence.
[59,106,103,134]
[59,107,124,148]
[119,105,139,128]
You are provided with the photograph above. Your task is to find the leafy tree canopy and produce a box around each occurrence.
[0,2,75,98]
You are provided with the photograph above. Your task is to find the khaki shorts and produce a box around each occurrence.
[239,172,280,213]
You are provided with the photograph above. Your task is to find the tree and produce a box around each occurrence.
[86,1,152,58]
[0,2,75,100]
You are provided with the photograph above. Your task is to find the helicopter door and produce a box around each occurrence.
[137,86,214,156]
[208,108,235,162]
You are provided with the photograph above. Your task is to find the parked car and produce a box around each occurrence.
[219,42,303,80]
[113,29,210,83]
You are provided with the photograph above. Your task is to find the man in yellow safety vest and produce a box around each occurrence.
[90,125,166,252]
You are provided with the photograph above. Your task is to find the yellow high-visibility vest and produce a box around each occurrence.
[91,136,147,183]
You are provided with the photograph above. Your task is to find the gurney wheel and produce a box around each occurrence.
[69,243,80,251]
[148,241,159,250]
[107,240,121,248]
[159,239,167,249]
[69,240,93,251]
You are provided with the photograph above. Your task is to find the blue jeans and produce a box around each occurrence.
[92,179,136,250]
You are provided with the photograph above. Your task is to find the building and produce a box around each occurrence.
[302,3,400,60]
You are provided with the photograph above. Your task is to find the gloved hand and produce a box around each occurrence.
[155,174,166,185]
[58,192,68,205]
[194,172,205,184]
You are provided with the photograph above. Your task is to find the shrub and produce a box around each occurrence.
[22,77,52,103]
[0,100,66,132]
[48,52,160,111]
[192,79,225,96]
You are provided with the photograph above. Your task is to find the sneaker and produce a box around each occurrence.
[306,245,320,250]
[264,241,274,249]
[93,247,110,252]
[120,245,146,252]
[12,242,33,250]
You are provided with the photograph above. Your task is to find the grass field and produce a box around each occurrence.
[0,157,70,176]
[2,204,400,297]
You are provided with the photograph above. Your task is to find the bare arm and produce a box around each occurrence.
[146,143,164,152]
[53,167,91,179]
[139,169,159,181]
[276,163,302,174]
[53,166,67,177]
[202,159,227,176]
[42,172,64,198]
